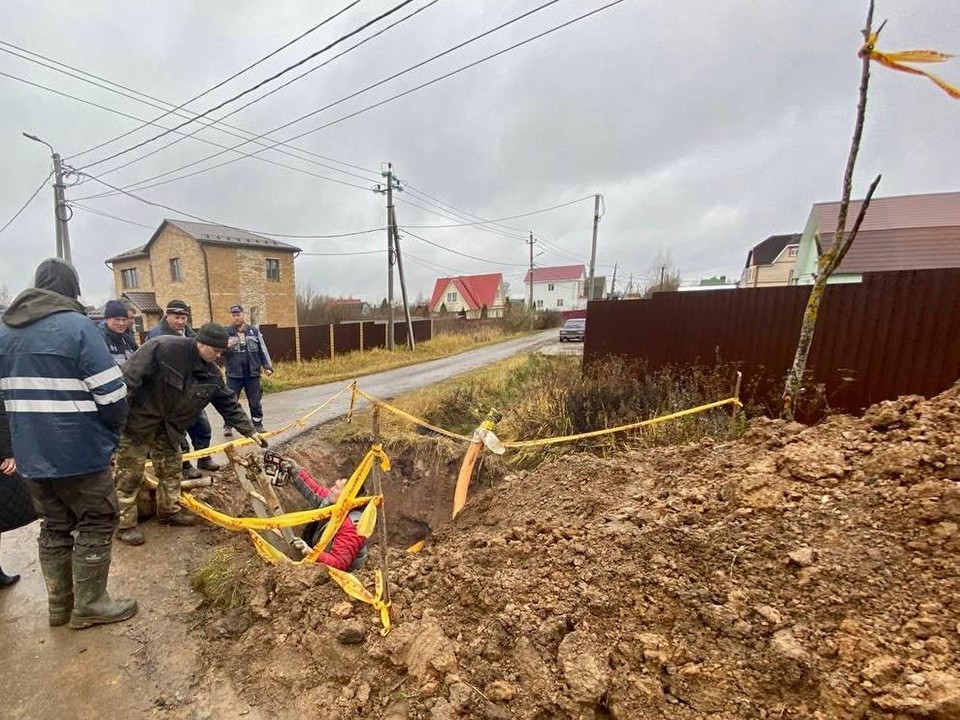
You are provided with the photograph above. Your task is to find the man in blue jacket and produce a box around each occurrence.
[0,259,137,629]
[98,299,138,366]
[222,304,273,436]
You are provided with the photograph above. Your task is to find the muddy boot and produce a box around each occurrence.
[0,566,20,588]
[116,527,145,546]
[182,462,202,480]
[39,550,73,626]
[196,456,220,472]
[69,547,138,630]
[157,511,197,527]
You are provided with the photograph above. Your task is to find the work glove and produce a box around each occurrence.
[292,537,312,557]
[251,433,269,449]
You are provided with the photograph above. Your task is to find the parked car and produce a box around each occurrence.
[559,317,586,342]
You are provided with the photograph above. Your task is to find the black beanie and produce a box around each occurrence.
[34,258,81,299]
[195,322,229,350]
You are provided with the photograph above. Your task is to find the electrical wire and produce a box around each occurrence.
[77,0,416,170]
[67,0,364,161]
[80,0,572,197]
[0,170,53,237]
[85,0,443,179]
[400,228,528,267]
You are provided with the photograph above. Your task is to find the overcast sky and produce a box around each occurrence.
[2,0,959,307]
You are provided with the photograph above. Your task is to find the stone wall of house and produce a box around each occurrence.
[205,244,241,324]
[207,247,297,327]
[111,257,152,296]
[149,226,211,323]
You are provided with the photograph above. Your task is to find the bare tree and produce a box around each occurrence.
[782,0,883,420]
[0,283,10,306]
[642,250,681,297]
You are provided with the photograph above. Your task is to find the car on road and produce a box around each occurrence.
[559,317,586,342]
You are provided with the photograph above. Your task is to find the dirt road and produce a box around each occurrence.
[0,330,557,720]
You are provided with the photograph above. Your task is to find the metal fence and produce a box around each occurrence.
[259,319,433,363]
[584,269,960,416]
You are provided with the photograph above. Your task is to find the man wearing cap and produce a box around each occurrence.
[146,300,218,478]
[223,304,273,437]
[98,300,138,366]
[0,258,137,629]
[114,323,268,546]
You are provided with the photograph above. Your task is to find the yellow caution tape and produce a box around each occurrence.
[179,492,380,532]
[860,31,960,99]
[406,539,426,553]
[327,567,392,635]
[353,388,473,443]
[501,397,742,448]
[355,502,378,538]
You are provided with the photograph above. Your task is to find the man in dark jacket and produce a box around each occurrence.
[98,299,138,366]
[114,323,268,546]
[0,259,137,629]
[146,300,219,478]
[223,304,273,436]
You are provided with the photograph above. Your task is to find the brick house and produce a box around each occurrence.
[429,273,504,319]
[105,219,300,330]
[739,233,801,288]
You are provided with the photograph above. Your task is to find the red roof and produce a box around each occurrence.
[814,191,960,273]
[429,274,503,311]
[523,265,585,283]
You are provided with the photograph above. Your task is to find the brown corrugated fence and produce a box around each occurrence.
[260,319,433,363]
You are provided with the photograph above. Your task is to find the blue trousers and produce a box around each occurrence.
[228,375,264,424]
[180,410,211,456]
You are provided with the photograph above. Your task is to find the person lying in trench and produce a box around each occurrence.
[286,463,369,572]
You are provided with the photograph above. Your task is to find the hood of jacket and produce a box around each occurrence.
[2,288,86,328]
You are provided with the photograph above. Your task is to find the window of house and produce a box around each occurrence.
[788,246,798,257]
[266,258,280,282]
[788,270,795,284]
[547,283,555,291]
[446,291,458,303]
[556,299,563,307]
[121,268,138,289]
[169,257,183,282]
[536,299,544,308]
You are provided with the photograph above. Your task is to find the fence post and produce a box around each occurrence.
[359,322,364,353]
[329,324,335,359]
[294,321,302,365]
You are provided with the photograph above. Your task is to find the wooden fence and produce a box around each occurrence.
[260,319,433,363]
[584,269,960,417]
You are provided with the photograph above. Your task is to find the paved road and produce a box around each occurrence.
[209,328,560,446]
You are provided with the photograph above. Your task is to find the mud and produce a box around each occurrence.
[192,384,960,719]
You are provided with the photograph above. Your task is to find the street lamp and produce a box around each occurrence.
[23,132,72,264]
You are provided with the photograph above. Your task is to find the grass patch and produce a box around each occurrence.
[262,326,536,394]
[190,547,256,610]
[325,353,756,468]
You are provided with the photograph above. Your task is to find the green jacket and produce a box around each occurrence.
[123,335,255,448]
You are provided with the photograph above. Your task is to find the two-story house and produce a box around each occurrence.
[105,219,300,330]
[429,273,504,319]
[524,265,586,310]
[739,234,801,287]
[792,191,960,285]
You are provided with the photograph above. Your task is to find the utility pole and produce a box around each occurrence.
[374,163,402,350]
[390,207,416,351]
[587,194,601,301]
[610,262,618,299]
[526,232,536,310]
[24,133,72,264]
[659,265,666,292]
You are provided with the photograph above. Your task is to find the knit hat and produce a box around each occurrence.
[34,258,81,299]
[229,304,243,314]
[165,299,189,315]
[104,300,128,319]
[195,322,229,350]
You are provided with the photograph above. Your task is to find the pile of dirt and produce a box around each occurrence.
[194,384,960,719]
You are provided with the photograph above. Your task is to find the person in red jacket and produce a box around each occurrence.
[288,464,368,571]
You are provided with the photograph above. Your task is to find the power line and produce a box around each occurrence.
[83,0,443,179]
[67,0,364,161]
[69,202,154,229]
[400,228,528,267]
[77,0,416,170]
[0,70,374,196]
[0,170,53,237]
[81,0,572,197]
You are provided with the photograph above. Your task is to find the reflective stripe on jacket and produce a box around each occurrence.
[224,324,273,378]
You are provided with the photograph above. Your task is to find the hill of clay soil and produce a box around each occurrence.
[195,384,960,720]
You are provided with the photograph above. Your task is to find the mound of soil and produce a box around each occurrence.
[194,385,960,719]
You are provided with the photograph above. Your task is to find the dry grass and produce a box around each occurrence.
[190,547,256,610]
[262,326,532,394]
[325,353,751,469]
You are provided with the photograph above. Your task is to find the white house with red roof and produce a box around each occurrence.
[523,265,586,311]
[429,273,505,319]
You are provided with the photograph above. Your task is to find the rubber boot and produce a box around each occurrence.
[197,456,220,472]
[0,566,20,588]
[39,550,73,626]
[69,546,138,630]
[182,462,202,480]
